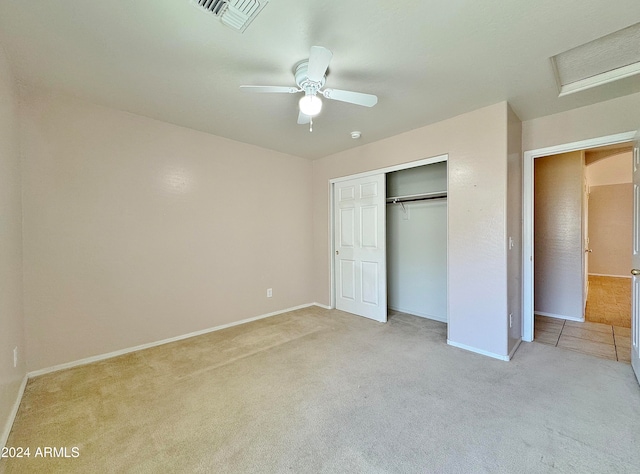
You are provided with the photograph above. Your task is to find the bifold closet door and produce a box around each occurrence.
[334,174,387,322]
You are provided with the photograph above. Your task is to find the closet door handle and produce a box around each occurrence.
[336,250,339,255]
[632,269,640,276]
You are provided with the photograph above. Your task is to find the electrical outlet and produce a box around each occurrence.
[267,288,273,298]
[13,347,18,368]
[509,313,513,328]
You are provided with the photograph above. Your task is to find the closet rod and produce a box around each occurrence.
[386,191,447,204]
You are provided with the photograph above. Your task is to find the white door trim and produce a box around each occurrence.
[632,140,640,381]
[329,154,448,309]
[522,131,637,342]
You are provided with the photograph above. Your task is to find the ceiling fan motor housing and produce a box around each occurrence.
[295,62,325,95]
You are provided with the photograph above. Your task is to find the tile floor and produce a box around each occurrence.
[534,315,631,363]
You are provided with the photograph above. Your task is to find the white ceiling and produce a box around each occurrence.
[1,0,639,159]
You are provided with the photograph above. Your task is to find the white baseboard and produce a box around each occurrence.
[28,303,321,378]
[589,273,632,279]
[388,305,447,323]
[1,374,28,449]
[313,302,332,310]
[446,340,510,361]
[508,339,523,360]
[534,311,583,322]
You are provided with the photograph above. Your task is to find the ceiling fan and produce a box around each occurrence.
[240,46,378,131]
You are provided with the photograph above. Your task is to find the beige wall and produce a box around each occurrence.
[20,91,314,371]
[507,105,523,352]
[313,102,513,357]
[0,44,25,442]
[588,184,633,277]
[587,151,632,187]
[534,151,585,319]
[523,92,640,152]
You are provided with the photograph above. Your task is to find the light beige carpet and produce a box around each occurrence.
[2,306,640,473]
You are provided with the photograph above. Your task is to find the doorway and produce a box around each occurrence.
[583,146,634,332]
[523,131,636,342]
[532,144,633,362]
[386,162,448,323]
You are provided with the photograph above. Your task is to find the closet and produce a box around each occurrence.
[386,160,447,322]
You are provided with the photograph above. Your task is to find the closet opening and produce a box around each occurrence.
[329,154,448,327]
[386,161,448,323]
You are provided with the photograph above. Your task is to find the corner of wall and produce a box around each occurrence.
[0,38,27,448]
[507,103,523,353]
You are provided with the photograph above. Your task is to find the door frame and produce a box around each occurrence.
[329,154,448,311]
[522,131,637,342]
[583,172,589,312]
[632,142,640,379]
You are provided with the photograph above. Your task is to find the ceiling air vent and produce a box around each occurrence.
[190,0,269,33]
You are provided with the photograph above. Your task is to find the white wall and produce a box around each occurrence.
[387,163,447,321]
[534,151,585,319]
[0,43,25,444]
[313,102,513,358]
[20,91,314,371]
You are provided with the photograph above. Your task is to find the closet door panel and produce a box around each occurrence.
[361,261,380,306]
[361,206,378,249]
[339,208,355,248]
[334,174,387,322]
[339,260,356,301]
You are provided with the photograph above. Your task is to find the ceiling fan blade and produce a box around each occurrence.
[297,111,311,125]
[307,46,333,82]
[240,85,299,93]
[322,88,378,107]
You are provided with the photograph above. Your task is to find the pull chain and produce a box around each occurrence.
[309,116,313,132]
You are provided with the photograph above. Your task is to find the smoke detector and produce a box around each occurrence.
[351,131,361,139]
[190,0,269,33]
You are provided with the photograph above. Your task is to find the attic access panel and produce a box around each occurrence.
[551,22,640,96]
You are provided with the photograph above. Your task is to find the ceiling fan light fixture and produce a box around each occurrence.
[240,46,378,127]
[299,94,322,116]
